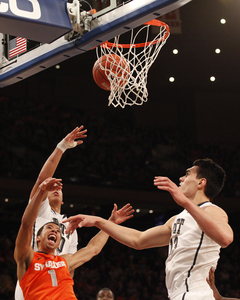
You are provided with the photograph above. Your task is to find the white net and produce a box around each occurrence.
[95,20,170,108]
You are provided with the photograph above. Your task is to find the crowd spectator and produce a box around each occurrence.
[1,95,240,196]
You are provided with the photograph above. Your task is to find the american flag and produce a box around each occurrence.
[9,37,27,59]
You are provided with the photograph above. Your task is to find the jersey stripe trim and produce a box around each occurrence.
[51,208,57,215]
[198,201,211,207]
[184,231,205,293]
[182,292,186,300]
[32,221,36,249]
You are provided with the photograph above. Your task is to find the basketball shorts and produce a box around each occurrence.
[171,286,215,300]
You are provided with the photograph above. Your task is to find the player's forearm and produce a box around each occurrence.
[37,148,63,182]
[35,135,78,185]
[67,230,109,271]
[22,186,48,228]
[87,230,110,254]
[31,147,63,198]
[95,217,142,249]
[184,201,233,248]
[87,214,132,253]
[211,285,223,300]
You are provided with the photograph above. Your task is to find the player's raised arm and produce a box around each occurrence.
[62,203,134,271]
[30,126,87,199]
[14,178,62,281]
[63,213,173,251]
[154,176,233,248]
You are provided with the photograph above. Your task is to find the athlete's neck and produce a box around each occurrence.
[37,246,56,256]
[191,191,209,206]
[50,204,61,214]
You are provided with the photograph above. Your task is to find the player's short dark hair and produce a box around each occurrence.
[193,158,226,199]
[96,288,115,300]
[37,220,61,238]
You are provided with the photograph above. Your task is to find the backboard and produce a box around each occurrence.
[0,0,192,88]
[0,0,72,43]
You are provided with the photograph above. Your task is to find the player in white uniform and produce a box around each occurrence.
[62,158,234,300]
[15,126,87,300]
[166,201,221,300]
[32,198,78,254]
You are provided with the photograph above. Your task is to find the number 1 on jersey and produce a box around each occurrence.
[48,269,58,286]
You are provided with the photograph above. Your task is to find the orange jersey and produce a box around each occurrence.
[20,252,77,300]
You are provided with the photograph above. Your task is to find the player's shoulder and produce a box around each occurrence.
[165,215,178,227]
[202,201,223,211]
[60,253,72,266]
[204,202,229,219]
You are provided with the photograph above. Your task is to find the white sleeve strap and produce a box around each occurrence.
[57,139,77,153]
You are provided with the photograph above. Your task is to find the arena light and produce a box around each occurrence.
[210,76,216,82]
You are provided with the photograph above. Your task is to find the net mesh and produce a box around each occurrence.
[95,20,170,108]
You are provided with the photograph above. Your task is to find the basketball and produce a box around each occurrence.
[92,54,130,91]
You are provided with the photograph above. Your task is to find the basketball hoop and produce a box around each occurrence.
[94,20,170,108]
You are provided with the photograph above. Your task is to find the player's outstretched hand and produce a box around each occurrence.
[154,176,190,208]
[57,126,87,152]
[206,268,223,300]
[63,214,98,234]
[64,126,87,147]
[207,269,240,300]
[109,203,134,224]
[63,203,134,234]
[206,267,216,289]
[39,177,62,192]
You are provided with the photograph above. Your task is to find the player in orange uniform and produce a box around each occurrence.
[20,250,76,299]
[14,177,134,300]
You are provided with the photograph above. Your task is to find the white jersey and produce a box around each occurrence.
[166,202,221,300]
[15,197,78,300]
[32,198,78,254]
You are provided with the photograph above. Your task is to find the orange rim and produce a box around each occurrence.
[100,20,170,49]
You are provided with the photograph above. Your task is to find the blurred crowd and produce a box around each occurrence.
[0,95,240,299]
[1,95,240,197]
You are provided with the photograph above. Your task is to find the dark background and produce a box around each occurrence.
[0,0,240,299]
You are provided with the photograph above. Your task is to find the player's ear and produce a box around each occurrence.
[198,178,206,189]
